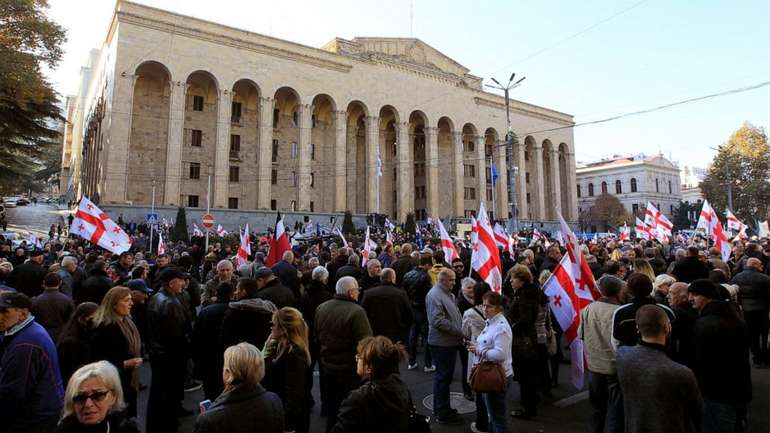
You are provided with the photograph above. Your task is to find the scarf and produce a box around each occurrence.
[116,316,142,389]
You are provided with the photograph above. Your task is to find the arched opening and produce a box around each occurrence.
[485,128,499,220]
[588,183,594,197]
[271,87,301,211]
[128,61,171,204]
[524,136,538,220]
[230,79,261,210]
[631,178,638,193]
[542,139,555,220]
[559,143,570,219]
[379,105,399,218]
[181,70,218,208]
[615,179,622,194]
[410,111,428,221]
[346,101,368,213]
[437,117,455,218]
[462,123,480,218]
[311,94,337,213]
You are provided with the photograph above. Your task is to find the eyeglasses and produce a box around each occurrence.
[73,390,111,405]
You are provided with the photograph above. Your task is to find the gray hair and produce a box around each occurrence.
[63,361,125,418]
[380,268,396,284]
[336,276,358,295]
[217,259,234,270]
[597,275,624,298]
[61,256,78,268]
[308,257,320,268]
[347,253,359,266]
[366,259,381,271]
[654,274,676,290]
[312,266,329,282]
[674,248,686,260]
[437,268,454,281]
[461,277,476,289]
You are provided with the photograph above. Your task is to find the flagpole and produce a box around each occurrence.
[205,173,211,252]
[490,156,496,222]
[149,179,156,256]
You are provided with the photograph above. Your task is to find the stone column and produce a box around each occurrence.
[496,142,509,219]
[452,131,464,217]
[516,143,528,221]
[213,89,232,208]
[333,110,347,212]
[425,126,439,218]
[533,144,546,220]
[365,116,380,213]
[550,147,562,220]
[476,135,486,212]
[256,96,274,209]
[297,104,313,211]
[396,122,412,221]
[567,151,578,220]
[108,73,137,204]
[164,80,187,206]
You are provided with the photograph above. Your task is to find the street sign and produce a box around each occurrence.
[201,214,215,229]
[146,213,158,224]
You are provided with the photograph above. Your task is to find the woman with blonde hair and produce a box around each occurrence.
[262,307,312,433]
[634,259,656,285]
[90,286,143,417]
[57,360,138,433]
[194,343,283,433]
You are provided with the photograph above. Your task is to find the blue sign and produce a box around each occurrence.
[146,213,158,223]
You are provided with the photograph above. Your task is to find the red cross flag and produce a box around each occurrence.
[726,209,747,240]
[634,217,651,240]
[192,223,204,237]
[618,223,630,241]
[542,214,599,390]
[493,223,508,249]
[437,218,459,263]
[216,224,228,237]
[360,226,377,267]
[644,202,673,236]
[69,197,131,254]
[696,200,717,237]
[235,224,251,267]
[471,203,502,293]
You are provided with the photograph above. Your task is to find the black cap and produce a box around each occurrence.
[159,267,189,283]
[126,278,152,294]
[0,292,32,310]
[253,266,273,279]
[688,279,720,299]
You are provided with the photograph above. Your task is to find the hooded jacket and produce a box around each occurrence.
[331,374,410,433]
[220,297,277,349]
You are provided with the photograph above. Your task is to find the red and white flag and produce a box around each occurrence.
[542,214,599,389]
[437,218,459,263]
[696,200,718,236]
[266,213,291,267]
[645,202,673,236]
[192,223,204,237]
[471,203,502,293]
[69,197,131,254]
[360,226,376,267]
[493,223,508,249]
[726,209,747,240]
[235,224,251,267]
[634,217,651,240]
[712,219,732,262]
[470,216,479,245]
[618,223,630,241]
[216,224,228,237]
[157,231,166,256]
[696,201,731,261]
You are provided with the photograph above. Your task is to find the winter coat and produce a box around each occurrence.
[202,274,240,306]
[77,269,113,305]
[358,272,380,295]
[731,268,770,312]
[335,264,362,282]
[56,324,93,385]
[56,412,139,433]
[331,374,410,433]
[426,284,463,347]
[361,283,413,344]
[671,256,709,283]
[193,384,284,433]
[611,298,675,348]
[670,303,698,369]
[9,260,46,297]
[146,288,192,358]
[390,255,416,287]
[220,297,276,350]
[31,289,74,342]
[192,302,230,399]
[256,278,296,309]
[315,295,372,374]
[402,267,432,309]
[90,321,140,415]
[271,260,301,299]
[298,280,332,353]
[263,342,311,433]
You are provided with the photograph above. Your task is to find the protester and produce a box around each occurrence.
[456,276,476,401]
[652,273,675,306]
[358,259,382,294]
[31,272,74,342]
[671,246,710,283]
[58,256,85,297]
[403,255,434,371]
[192,281,235,400]
[57,302,99,384]
[360,268,413,345]
[9,248,46,297]
[202,259,238,306]
[667,282,697,368]
[254,267,296,309]
[730,257,770,366]
[56,361,139,433]
[463,280,491,432]
[611,273,675,348]
[271,250,301,299]
[77,260,113,305]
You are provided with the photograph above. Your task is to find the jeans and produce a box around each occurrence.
[475,390,489,431]
[743,310,769,364]
[483,376,513,433]
[322,369,360,433]
[459,345,472,395]
[703,399,747,433]
[429,344,458,418]
[408,307,432,366]
[587,371,624,433]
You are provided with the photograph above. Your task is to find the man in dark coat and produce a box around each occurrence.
[334,254,362,282]
[668,282,697,369]
[254,268,296,309]
[9,249,46,297]
[271,250,301,299]
[76,260,113,305]
[326,247,349,290]
[611,273,675,348]
[109,251,134,285]
[390,243,416,286]
[617,305,703,433]
[671,246,709,283]
[361,268,413,345]
[220,277,277,350]
[689,279,752,433]
[402,256,434,370]
[192,281,235,400]
[30,273,74,342]
[538,245,562,276]
[730,257,770,366]
[357,259,382,295]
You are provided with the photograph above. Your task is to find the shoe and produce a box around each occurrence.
[183,381,202,392]
[423,365,436,373]
[464,391,475,401]
[435,413,464,425]
[510,408,534,419]
[407,363,419,370]
[470,421,489,433]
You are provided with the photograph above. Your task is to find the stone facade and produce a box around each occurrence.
[64,0,578,223]
[576,154,682,220]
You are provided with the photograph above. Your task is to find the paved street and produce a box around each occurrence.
[10,204,770,433]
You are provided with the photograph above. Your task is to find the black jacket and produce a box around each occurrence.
[192,302,230,400]
[56,325,93,385]
[358,272,380,294]
[263,342,311,433]
[77,269,113,305]
[298,280,332,352]
[271,260,301,299]
[146,288,192,358]
[57,412,139,433]
[331,374,410,433]
[693,300,752,404]
[193,384,284,433]
[315,295,372,374]
[90,321,139,415]
[31,289,74,342]
[671,256,709,283]
[220,297,276,350]
[256,278,296,309]
[326,255,349,289]
[402,267,432,309]
[9,261,46,297]
[335,264,362,282]
[670,304,698,369]
[391,256,416,287]
[361,283,413,345]
[612,298,675,348]
[731,268,770,312]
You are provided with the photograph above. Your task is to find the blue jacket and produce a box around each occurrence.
[0,318,64,432]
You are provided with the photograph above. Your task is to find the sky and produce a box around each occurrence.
[46,0,770,168]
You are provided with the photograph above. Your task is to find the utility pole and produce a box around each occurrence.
[486,73,526,232]
[149,179,156,255]
[205,171,212,251]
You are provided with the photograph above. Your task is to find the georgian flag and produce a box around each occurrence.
[384,218,395,232]
[529,228,543,247]
[235,224,251,267]
[157,231,166,256]
[697,202,730,261]
[69,197,131,254]
[437,218,459,263]
[385,229,394,246]
[216,224,228,237]
[726,209,747,240]
[618,223,630,241]
[696,200,717,236]
[645,202,673,235]
[635,217,651,240]
[192,223,204,237]
[266,213,291,267]
[471,203,502,293]
[492,223,508,249]
[470,216,479,245]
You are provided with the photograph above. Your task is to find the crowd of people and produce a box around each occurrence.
[0,218,767,433]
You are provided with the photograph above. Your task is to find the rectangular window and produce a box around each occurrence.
[464,164,475,177]
[311,114,316,128]
[193,95,204,111]
[230,134,240,158]
[187,195,199,208]
[191,129,202,147]
[487,189,493,201]
[229,166,239,182]
[464,187,476,200]
[292,111,299,126]
[310,172,315,188]
[271,169,277,185]
[291,142,298,159]
[526,193,531,204]
[189,162,200,180]
[270,199,277,210]
[310,143,316,160]
[271,139,279,163]
[310,201,315,212]
[273,109,279,128]
[525,172,530,184]
[291,200,297,211]
[633,203,639,214]
[228,197,238,209]
[231,102,242,122]
[291,171,297,187]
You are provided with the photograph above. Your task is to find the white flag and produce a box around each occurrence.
[69,197,131,254]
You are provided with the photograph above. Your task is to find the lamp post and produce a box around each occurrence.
[486,73,526,232]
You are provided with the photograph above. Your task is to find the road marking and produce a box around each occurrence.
[552,390,589,407]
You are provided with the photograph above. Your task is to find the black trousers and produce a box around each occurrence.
[147,354,186,433]
[322,369,359,433]
[744,310,769,364]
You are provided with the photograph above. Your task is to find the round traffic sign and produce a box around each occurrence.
[201,214,215,229]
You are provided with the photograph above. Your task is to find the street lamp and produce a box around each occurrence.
[486,73,526,232]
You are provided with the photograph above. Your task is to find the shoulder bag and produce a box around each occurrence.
[469,349,506,393]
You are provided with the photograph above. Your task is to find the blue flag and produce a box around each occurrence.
[491,164,498,186]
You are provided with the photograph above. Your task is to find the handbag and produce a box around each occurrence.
[407,390,431,433]
[469,351,506,393]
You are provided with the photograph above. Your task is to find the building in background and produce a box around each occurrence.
[680,164,706,203]
[61,0,578,223]
[576,153,682,222]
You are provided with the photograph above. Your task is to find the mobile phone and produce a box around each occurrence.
[199,399,212,413]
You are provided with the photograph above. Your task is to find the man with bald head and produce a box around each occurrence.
[361,268,412,344]
[668,282,697,368]
[731,257,770,366]
[271,250,301,299]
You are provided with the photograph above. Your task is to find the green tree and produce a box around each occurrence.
[672,200,702,231]
[171,207,190,243]
[588,193,630,231]
[701,123,770,222]
[0,0,66,184]
[341,210,355,235]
